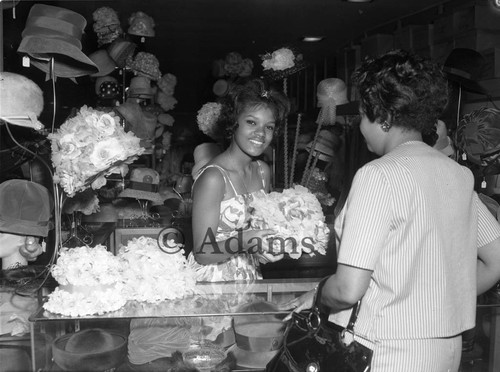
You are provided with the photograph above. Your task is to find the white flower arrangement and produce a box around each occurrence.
[49,106,144,197]
[118,236,200,303]
[261,47,296,71]
[197,102,222,139]
[249,185,330,259]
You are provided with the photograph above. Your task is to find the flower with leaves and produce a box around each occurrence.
[196,102,222,140]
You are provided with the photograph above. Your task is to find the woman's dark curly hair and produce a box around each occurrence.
[351,49,448,136]
[215,78,290,140]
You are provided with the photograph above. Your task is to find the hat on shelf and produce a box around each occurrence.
[95,76,118,96]
[89,49,117,77]
[17,4,98,78]
[0,72,44,130]
[52,328,127,371]
[98,79,120,99]
[191,142,222,178]
[127,11,155,38]
[92,7,122,47]
[119,168,164,204]
[115,100,157,141]
[127,76,154,99]
[306,129,340,162]
[443,48,489,95]
[126,51,162,81]
[0,179,53,237]
[316,78,349,126]
[107,38,137,68]
[227,301,285,369]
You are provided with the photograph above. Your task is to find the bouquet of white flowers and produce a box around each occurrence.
[249,185,330,259]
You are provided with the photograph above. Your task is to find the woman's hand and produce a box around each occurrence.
[278,289,316,321]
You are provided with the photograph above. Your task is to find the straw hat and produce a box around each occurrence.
[52,329,127,371]
[316,78,349,126]
[191,143,222,178]
[107,38,137,68]
[227,301,285,369]
[443,48,489,95]
[17,4,98,78]
[0,72,44,130]
[89,49,116,77]
[0,179,53,237]
[306,129,340,162]
[119,167,164,204]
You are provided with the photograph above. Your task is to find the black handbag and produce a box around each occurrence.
[266,278,373,372]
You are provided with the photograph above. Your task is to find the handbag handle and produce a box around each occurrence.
[313,276,361,333]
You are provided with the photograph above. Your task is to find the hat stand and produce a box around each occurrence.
[62,212,93,247]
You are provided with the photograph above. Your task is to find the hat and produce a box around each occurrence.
[443,48,488,95]
[98,80,120,99]
[118,167,164,204]
[212,79,231,97]
[115,101,157,140]
[316,78,349,126]
[261,47,308,81]
[455,107,500,174]
[0,72,44,130]
[92,7,122,47]
[0,179,53,237]
[128,11,155,38]
[95,76,118,95]
[228,301,285,369]
[306,129,340,162]
[107,38,137,68]
[191,142,222,177]
[127,76,154,99]
[89,49,116,77]
[52,329,127,371]
[126,51,162,81]
[18,4,98,78]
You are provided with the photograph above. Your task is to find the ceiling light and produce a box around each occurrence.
[301,36,325,42]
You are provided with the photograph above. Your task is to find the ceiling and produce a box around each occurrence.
[2,0,465,115]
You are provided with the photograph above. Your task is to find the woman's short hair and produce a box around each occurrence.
[352,49,448,135]
[217,78,290,138]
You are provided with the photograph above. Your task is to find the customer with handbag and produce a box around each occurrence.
[279,49,500,371]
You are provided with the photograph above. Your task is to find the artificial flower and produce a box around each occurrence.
[249,185,330,259]
[196,102,222,140]
[262,47,296,71]
[49,105,144,196]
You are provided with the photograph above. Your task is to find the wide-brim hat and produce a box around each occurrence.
[118,167,164,204]
[107,38,137,68]
[52,329,127,371]
[18,4,98,78]
[89,49,116,77]
[0,179,53,237]
[443,48,489,95]
[227,301,285,369]
[0,72,45,130]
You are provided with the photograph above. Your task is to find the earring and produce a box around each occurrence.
[381,121,391,132]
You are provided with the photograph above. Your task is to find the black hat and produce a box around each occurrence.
[443,48,488,95]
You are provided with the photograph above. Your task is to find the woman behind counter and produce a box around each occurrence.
[282,49,500,371]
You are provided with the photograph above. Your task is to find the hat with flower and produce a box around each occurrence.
[119,167,164,204]
[92,7,122,47]
[89,49,116,77]
[127,11,155,38]
[0,72,44,130]
[261,47,308,81]
[17,4,99,79]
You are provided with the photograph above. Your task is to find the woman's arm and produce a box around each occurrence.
[477,236,500,295]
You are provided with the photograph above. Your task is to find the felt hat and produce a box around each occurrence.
[306,129,340,162]
[443,48,488,95]
[115,101,157,140]
[0,179,53,237]
[118,167,164,204]
[89,49,116,77]
[52,329,127,371]
[316,78,349,126]
[107,38,137,68]
[0,72,44,130]
[127,76,154,99]
[455,107,500,175]
[228,301,285,369]
[17,4,98,78]
[128,11,155,38]
[191,142,222,178]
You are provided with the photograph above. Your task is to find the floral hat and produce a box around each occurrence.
[92,7,122,47]
[261,47,308,81]
[126,51,162,81]
[196,102,223,140]
[119,167,164,204]
[17,4,98,78]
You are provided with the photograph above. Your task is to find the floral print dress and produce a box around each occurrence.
[188,162,266,282]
